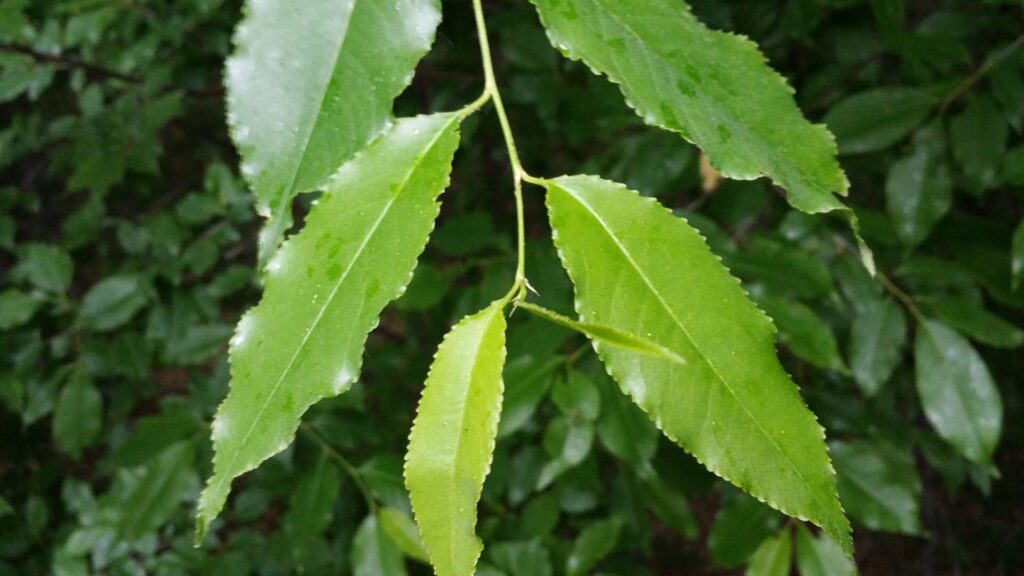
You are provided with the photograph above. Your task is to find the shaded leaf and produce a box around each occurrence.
[745,528,791,576]
[52,369,102,459]
[885,124,952,247]
[824,87,936,155]
[831,440,921,534]
[566,517,621,576]
[198,113,463,539]
[119,441,196,541]
[12,243,73,293]
[0,289,40,330]
[283,456,341,566]
[353,514,408,576]
[545,175,850,551]
[924,297,1024,349]
[950,95,1008,193]
[228,0,442,260]
[709,493,781,568]
[795,525,857,576]
[848,297,907,397]
[77,275,150,332]
[758,296,845,371]
[915,320,1002,464]
[405,300,507,576]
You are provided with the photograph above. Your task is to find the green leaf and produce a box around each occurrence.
[745,529,792,576]
[915,320,1002,464]
[545,175,851,552]
[77,275,150,332]
[379,507,430,564]
[848,297,907,397]
[52,369,102,459]
[824,87,936,155]
[726,237,833,299]
[537,416,594,489]
[795,526,857,576]
[12,243,73,293]
[596,373,658,467]
[0,289,40,330]
[353,514,408,576]
[197,113,464,540]
[831,440,920,535]
[531,0,848,215]
[758,296,845,372]
[923,297,1024,349]
[709,493,781,568]
[552,370,601,422]
[950,95,1008,193]
[566,517,622,576]
[405,300,507,576]
[227,0,442,259]
[638,467,699,539]
[885,124,952,247]
[118,441,196,541]
[498,356,559,438]
[517,301,688,365]
[283,456,341,566]
[108,411,200,469]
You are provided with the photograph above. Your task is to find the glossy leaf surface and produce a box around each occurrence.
[545,175,850,552]
[406,301,507,576]
[531,0,848,215]
[915,320,1002,464]
[848,297,906,397]
[227,0,441,258]
[885,124,952,247]
[831,440,921,535]
[197,113,463,539]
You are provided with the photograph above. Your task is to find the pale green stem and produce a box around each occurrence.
[471,0,541,305]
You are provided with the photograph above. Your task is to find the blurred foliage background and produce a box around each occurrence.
[2,0,1024,574]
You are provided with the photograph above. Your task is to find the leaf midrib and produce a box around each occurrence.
[555,181,831,515]
[213,115,458,500]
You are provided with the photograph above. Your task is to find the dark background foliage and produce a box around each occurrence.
[1,0,1023,574]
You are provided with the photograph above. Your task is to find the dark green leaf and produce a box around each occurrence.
[831,440,921,534]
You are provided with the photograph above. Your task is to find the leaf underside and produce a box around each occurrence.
[545,174,851,552]
[227,0,441,259]
[405,301,508,576]
[197,113,463,540]
[530,0,847,214]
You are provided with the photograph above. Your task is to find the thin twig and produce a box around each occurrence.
[299,423,378,513]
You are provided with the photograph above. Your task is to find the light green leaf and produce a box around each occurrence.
[831,440,920,535]
[824,87,937,155]
[950,95,1008,193]
[566,517,622,576]
[284,456,341,566]
[52,369,102,459]
[885,123,952,247]
[198,113,463,540]
[227,0,442,259]
[848,297,907,397]
[119,441,196,541]
[915,320,1002,464]
[517,301,688,365]
[745,529,792,576]
[379,507,430,564]
[923,297,1024,349]
[758,296,845,372]
[545,175,851,552]
[709,493,781,568]
[795,526,857,576]
[405,300,507,576]
[353,514,408,576]
[531,0,848,215]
